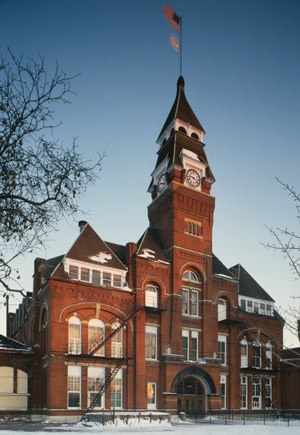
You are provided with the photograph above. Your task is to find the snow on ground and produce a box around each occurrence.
[0,419,299,434]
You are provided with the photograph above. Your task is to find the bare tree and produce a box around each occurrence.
[0,49,103,295]
[264,178,300,343]
[264,178,300,281]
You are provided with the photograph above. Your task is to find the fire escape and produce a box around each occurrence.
[80,300,166,421]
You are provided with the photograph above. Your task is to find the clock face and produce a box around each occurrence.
[186,169,201,187]
[157,173,167,193]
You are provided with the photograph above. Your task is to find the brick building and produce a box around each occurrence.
[6,76,284,420]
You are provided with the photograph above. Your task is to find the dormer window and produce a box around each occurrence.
[191,132,199,140]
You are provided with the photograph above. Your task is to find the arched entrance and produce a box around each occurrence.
[171,367,216,418]
[177,376,205,417]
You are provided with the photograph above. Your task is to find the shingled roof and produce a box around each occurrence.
[212,254,237,280]
[0,334,33,353]
[230,263,275,302]
[158,76,205,139]
[65,222,127,270]
[136,227,169,264]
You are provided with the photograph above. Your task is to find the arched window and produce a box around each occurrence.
[265,342,272,369]
[178,126,187,134]
[145,285,158,308]
[88,319,105,356]
[182,270,202,316]
[240,338,248,368]
[191,132,199,140]
[68,316,81,354]
[111,321,123,357]
[218,299,227,321]
[183,270,199,282]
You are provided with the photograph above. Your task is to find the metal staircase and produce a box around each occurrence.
[80,306,144,420]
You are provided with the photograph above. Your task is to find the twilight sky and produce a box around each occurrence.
[0,0,299,345]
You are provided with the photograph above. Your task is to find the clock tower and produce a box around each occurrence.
[148,75,215,257]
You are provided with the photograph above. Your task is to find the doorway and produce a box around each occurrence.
[177,377,205,417]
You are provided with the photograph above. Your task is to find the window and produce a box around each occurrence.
[146,325,158,360]
[265,378,272,408]
[69,265,78,280]
[68,316,81,354]
[113,274,122,287]
[147,382,156,409]
[92,270,101,285]
[88,319,105,356]
[240,376,248,409]
[260,303,266,315]
[253,343,261,368]
[182,288,189,314]
[88,367,105,409]
[68,366,81,409]
[266,305,272,316]
[240,339,248,368]
[191,331,198,361]
[265,342,272,369]
[191,132,199,140]
[218,299,227,321]
[218,335,226,365]
[81,267,89,281]
[111,322,122,357]
[186,219,202,237]
[240,299,246,311]
[111,369,122,408]
[183,270,199,282]
[103,272,111,286]
[145,285,158,308]
[247,301,253,313]
[220,375,226,409]
[252,376,261,409]
[254,302,259,314]
[178,126,187,134]
[191,291,199,316]
[182,330,189,361]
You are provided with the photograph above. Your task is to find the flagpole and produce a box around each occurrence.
[180,16,183,76]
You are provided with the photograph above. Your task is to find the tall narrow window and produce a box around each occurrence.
[147,382,156,410]
[88,319,105,356]
[68,316,81,354]
[252,376,261,409]
[111,369,122,408]
[68,366,81,409]
[81,267,89,281]
[220,375,226,409]
[218,299,227,321]
[182,330,189,361]
[111,322,122,357]
[191,331,198,361]
[191,290,199,316]
[145,285,158,308]
[265,377,272,408]
[240,339,248,368]
[253,343,261,368]
[87,367,105,409]
[240,376,248,409]
[182,288,189,314]
[265,342,272,369]
[218,335,226,365]
[113,274,122,288]
[145,325,158,360]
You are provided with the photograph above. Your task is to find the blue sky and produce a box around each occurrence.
[0,0,299,344]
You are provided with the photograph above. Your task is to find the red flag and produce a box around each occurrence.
[170,35,180,52]
[163,5,180,32]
